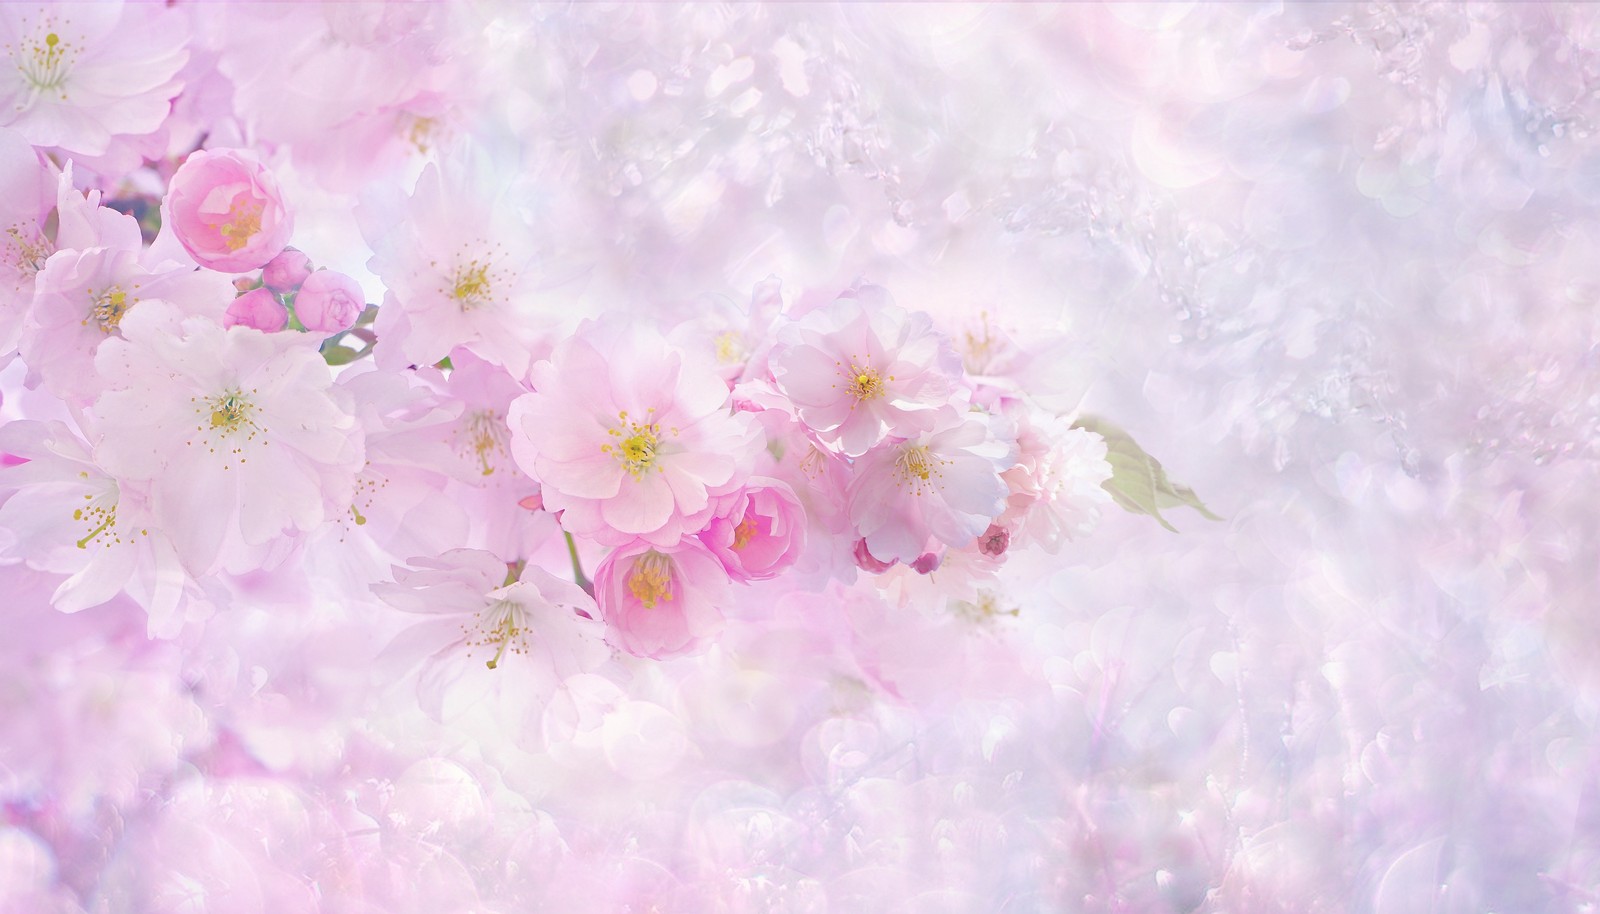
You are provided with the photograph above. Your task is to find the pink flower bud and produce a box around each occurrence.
[852,537,897,574]
[911,551,942,574]
[165,148,293,273]
[261,248,313,293]
[223,287,288,332]
[294,270,364,334]
[977,523,1010,557]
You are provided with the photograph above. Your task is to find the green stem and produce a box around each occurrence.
[564,531,593,596]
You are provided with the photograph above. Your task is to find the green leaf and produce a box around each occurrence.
[1071,415,1221,532]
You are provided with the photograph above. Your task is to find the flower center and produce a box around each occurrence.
[732,517,759,551]
[73,499,116,549]
[85,285,130,333]
[625,551,675,609]
[894,443,946,495]
[602,410,670,479]
[452,261,490,306]
[217,198,263,252]
[713,331,745,364]
[457,409,509,476]
[465,600,528,670]
[13,27,75,96]
[845,363,886,401]
[3,224,52,279]
[190,387,261,468]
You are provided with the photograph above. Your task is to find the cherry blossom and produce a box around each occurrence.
[848,414,1016,565]
[508,318,758,548]
[91,300,363,576]
[593,538,728,659]
[767,285,965,457]
[0,1,188,157]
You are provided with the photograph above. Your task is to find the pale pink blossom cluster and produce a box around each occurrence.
[0,108,1117,657]
[0,5,1258,909]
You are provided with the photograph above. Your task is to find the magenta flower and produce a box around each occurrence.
[163,148,294,273]
[699,479,808,582]
[507,319,757,547]
[594,538,728,659]
[847,414,1016,565]
[767,285,965,457]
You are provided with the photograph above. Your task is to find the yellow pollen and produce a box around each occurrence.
[189,387,262,469]
[601,410,668,478]
[458,409,509,476]
[74,502,116,549]
[451,262,491,308]
[4,224,53,276]
[713,330,744,364]
[462,602,527,670]
[210,392,251,430]
[731,517,758,551]
[894,443,945,495]
[218,199,263,252]
[14,26,75,95]
[845,364,886,401]
[86,286,130,333]
[626,551,675,609]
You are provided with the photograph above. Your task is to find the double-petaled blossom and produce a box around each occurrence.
[700,479,807,582]
[0,1,188,157]
[163,148,294,273]
[593,538,728,659]
[997,407,1112,552]
[91,300,363,576]
[508,319,758,548]
[848,413,1017,566]
[767,285,965,457]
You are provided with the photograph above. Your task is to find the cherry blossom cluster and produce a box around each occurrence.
[0,119,1122,665]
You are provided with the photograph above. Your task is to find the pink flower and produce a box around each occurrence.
[594,538,728,659]
[374,549,608,715]
[507,319,757,547]
[0,419,191,632]
[21,243,234,404]
[699,479,807,582]
[260,248,312,293]
[0,2,188,157]
[164,148,294,273]
[767,285,964,457]
[222,287,287,332]
[362,159,540,375]
[91,300,363,576]
[847,414,1016,565]
[294,269,364,334]
[998,409,1112,552]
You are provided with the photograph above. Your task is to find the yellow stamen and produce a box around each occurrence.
[894,443,945,495]
[731,517,758,551]
[626,551,674,609]
[218,199,263,252]
[601,410,668,478]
